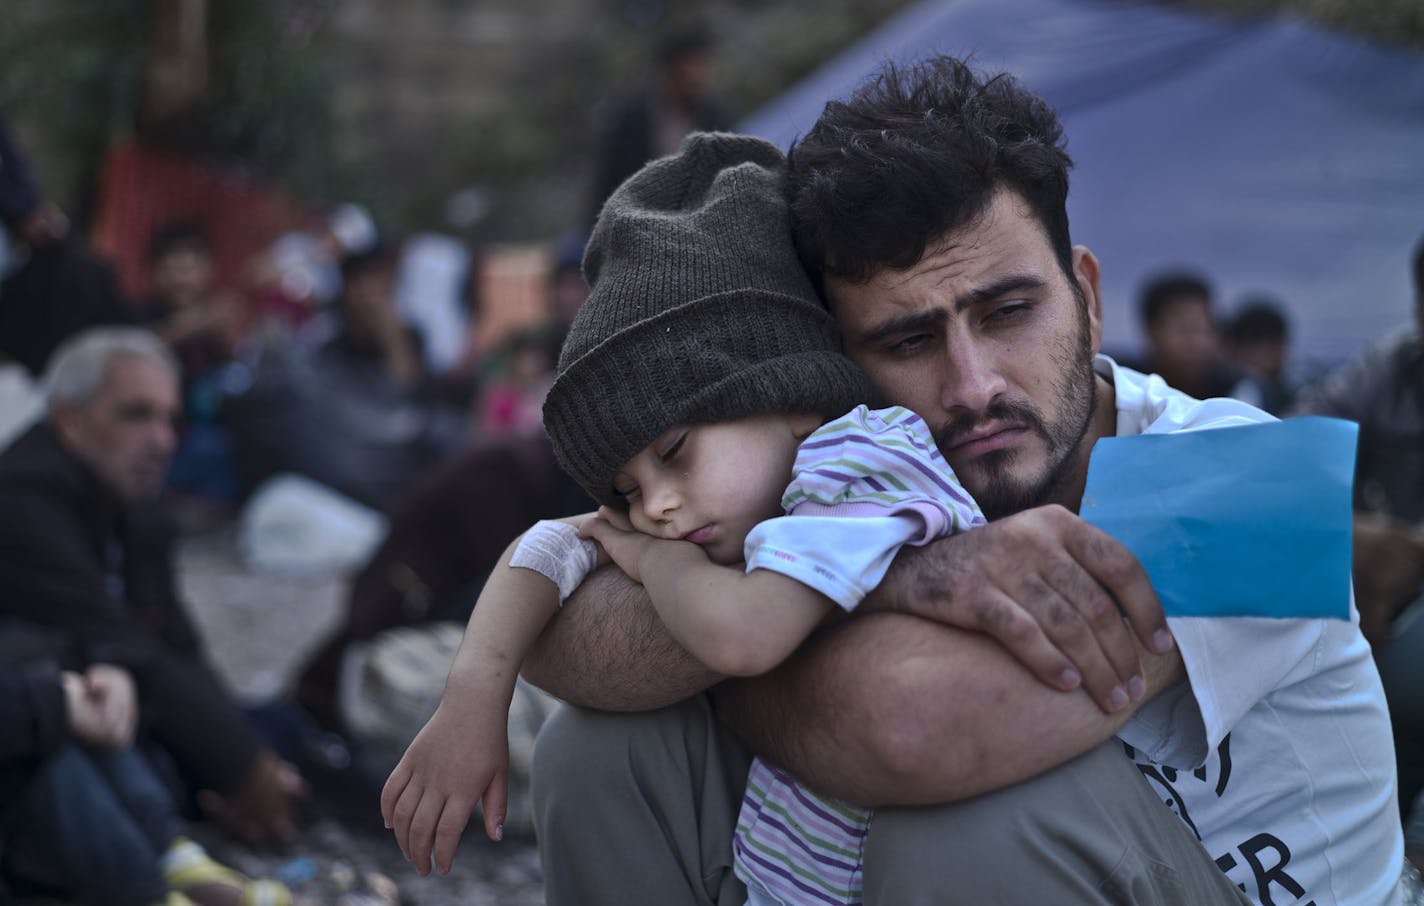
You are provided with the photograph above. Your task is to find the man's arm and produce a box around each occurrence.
[865,505,1172,714]
[523,506,1172,714]
[521,564,723,710]
[581,509,835,678]
[714,609,1184,807]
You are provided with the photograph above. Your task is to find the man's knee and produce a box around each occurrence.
[531,700,751,906]
[532,698,749,821]
[864,742,1240,905]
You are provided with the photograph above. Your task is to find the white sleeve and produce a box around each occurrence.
[745,512,927,611]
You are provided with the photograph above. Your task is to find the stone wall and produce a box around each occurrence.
[322,0,910,240]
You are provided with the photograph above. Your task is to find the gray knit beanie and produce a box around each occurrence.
[543,132,874,507]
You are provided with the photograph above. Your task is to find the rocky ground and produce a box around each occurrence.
[175,528,546,906]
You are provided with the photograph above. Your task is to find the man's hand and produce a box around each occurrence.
[581,506,669,583]
[874,504,1173,714]
[198,748,308,845]
[1353,513,1424,646]
[62,664,138,750]
[83,664,138,749]
[380,687,512,877]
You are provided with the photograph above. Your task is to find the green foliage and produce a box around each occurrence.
[0,1,150,179]
[0,0,340,212]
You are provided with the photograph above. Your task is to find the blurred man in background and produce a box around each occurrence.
[586,25,732,225]
[0,328,305,847]
[1132,270,1237,400]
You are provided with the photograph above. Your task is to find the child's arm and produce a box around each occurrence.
[582,508,834,677]
[380,516,598,877]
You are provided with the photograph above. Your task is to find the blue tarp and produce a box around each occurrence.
[739,0,1424,364]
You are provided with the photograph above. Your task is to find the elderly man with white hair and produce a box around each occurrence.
[0,327,304,845]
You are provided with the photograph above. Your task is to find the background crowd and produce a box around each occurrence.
[1,2,1422,904]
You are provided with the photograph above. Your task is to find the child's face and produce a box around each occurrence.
[613,412,822,565]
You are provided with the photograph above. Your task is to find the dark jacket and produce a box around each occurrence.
[0,661,67,818]
[0,422,260,794]
[1294,328,1424,522]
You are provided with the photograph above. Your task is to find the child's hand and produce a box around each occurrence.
[380,692,511,877]
[581,506,665,582]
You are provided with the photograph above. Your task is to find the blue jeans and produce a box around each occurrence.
[6,744,184,906]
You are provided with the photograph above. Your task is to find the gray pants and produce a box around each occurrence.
[531,697,1252,905]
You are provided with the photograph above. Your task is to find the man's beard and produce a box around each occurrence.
[934,306,1097,521]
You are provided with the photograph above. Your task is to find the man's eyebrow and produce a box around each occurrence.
[856,308,948,347]
[956,273,1049,311]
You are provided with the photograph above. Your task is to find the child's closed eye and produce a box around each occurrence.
[657,432,687,462]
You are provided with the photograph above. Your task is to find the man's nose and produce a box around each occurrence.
[938,334,1007,414]
[151,419,178,456]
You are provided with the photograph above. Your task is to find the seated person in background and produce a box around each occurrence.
[1293,230,1424,862]
[316,245,424,392]
[228,245,456,510]
[0,328,306,847]
[0,623,290,906]
[1225,297,1303,416]
[246,202,378,333]
[135,223,245,515]
[135,223,244,377]
[1130,270,1238,400]
[476,326,561,438]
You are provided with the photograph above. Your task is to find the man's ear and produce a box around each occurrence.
[1072,246,1104,354]
[49,403,82,447]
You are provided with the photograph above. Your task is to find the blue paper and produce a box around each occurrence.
[1079,417,1357,620]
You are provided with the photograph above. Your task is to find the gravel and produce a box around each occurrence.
[175,528,546,906]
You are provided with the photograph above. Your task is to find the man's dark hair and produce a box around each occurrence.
[1227,298,1289,346]
[147,222,209,266]
[786,56,1074,290]
[339,243,395,284]
[1138,271,1212,330]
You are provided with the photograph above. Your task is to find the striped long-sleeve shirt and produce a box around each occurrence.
[735,405,985,905]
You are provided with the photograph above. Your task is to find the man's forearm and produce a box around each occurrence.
[714,611,1184,808]
[521,564,723,711]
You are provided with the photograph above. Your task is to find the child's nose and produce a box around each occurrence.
[641,484,679,523]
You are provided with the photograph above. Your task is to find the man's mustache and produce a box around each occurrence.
[933,400,1047,454]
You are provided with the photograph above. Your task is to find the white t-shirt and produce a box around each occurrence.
[1107,356,1402,906]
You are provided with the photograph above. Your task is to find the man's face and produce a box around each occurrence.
[52,357,180,501]
[1146,295,1217,385]
[828,189,1104,520]
[151,245,213,311]
[342,267,396,338]
[665,52,712,109]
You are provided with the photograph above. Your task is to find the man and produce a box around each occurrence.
[1225,297,1299,416]
[523,58,1399,905]
[1294,232,1424,859]
[0,113,131,377]
[586,25,732,226]
[138,223,243,377]
[1132,270,1237,401]
[0,327,304,845]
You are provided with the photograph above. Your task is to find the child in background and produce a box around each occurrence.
[380,133,985,905]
